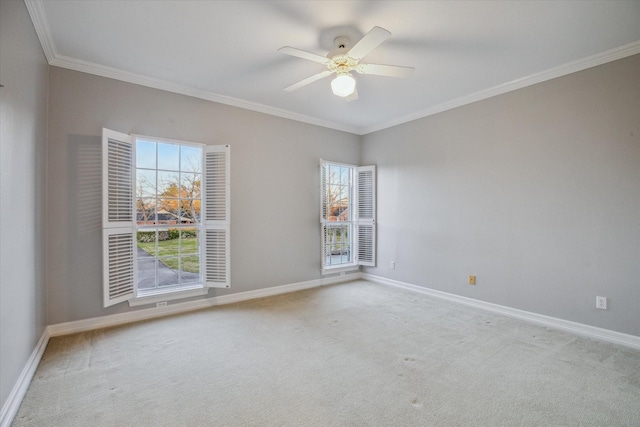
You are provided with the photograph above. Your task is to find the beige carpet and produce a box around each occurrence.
[12,280,640,426]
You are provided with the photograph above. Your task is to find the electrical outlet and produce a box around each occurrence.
[596,296,607,310]
[469,275,476,285]
[156,301,168,308]
[390,260,396,269]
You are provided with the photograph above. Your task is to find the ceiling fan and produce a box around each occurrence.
[278,26,414,101]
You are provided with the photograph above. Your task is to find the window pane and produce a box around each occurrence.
[158,143,180,171]
[338,185,349,203]
[180,255,200,282]
[328,184,339,198]
[154,229,179,257]
[180,172,201,199]
[137,230,157,256]
[158,255,179,270]
[180,228,199,255]
[340,166,350,186]
[340,187,350,221]
[157,257,180,287]
[330,200,348,220]
[329,164,339,184]
[179,202,200,224]
[136,169,156,198]
[181,145,202,172]
[324,224,352,267]
[137,258,156,291]
[136,140,156,169]
[136,199,157,225]
[156,200,179,224]
[157,171,179,196]
[328,185,341,221]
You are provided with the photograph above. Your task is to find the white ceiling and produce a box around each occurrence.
[26,0,640,135]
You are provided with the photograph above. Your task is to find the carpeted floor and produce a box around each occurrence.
[12,280,640,426]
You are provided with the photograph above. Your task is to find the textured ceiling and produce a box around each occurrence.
[27,0,640,134]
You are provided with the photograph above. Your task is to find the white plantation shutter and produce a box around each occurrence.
[103,230,135,304]
[321,223,331,272]
[355,165,376,266]
[204,145,230,288]
[102,128,135,307]
[320,161,328,271]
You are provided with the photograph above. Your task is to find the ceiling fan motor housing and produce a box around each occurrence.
[334,36,350,49]
[327,38,358,73]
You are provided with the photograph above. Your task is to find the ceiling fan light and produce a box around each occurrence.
[331,73,356,97]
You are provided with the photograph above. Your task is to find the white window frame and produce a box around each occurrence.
[320,160,376,274]
[133,135,206,297]
[101,128,230,308]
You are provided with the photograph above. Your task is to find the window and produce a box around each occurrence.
[102,129,230,307]
[136,138,203,291]
[320,160,376,273]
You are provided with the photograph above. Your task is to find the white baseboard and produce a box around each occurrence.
[363,273,640,351]
[48,272,361,337]
[0,329,50,427]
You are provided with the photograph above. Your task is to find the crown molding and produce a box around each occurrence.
[24,0,640,136]
[24,0,56,63]
[49,55,361,135]
[361,40,640,135]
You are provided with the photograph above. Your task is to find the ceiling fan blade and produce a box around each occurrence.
[284,70,333,92]
[356,63,415,78]
[347,26,391,60]
[278,46,329,64]
[345,90,359,102]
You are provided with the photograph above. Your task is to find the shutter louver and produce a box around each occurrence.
[205,229,227,282]
[321,161,328,221]
[321,224,328,271]
[105,231,135,300]
[357,169,374,220]
[356,165,376,267]
[320,161,328,271]
[205,150,227,222]
[204,145,230,288]
[102,129,135,307]
[357,224,375,264]
[107,139,133,224]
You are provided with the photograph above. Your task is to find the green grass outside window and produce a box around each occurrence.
[137,237,199,273]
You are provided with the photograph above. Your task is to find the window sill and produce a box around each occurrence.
[128,285,209,307]
[322,264,359,276]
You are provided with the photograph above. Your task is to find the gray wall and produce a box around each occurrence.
[46,67,361,324]
[0,0,48,408]
[362,54,640,336]
[5,1,637,383]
